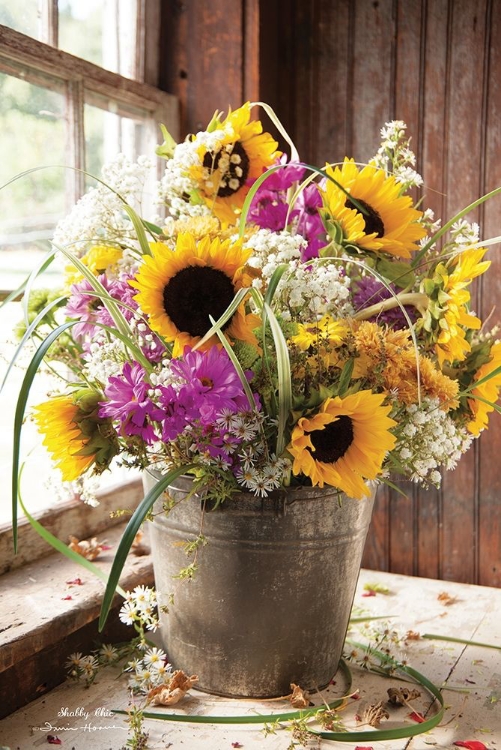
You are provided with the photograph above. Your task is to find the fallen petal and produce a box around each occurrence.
[453,742,487,750]
[408,711,425,723]
[47,736,62,745]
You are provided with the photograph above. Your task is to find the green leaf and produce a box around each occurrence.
[98,464,197,631]
[337,358,354,396]
[195,288,250,349]
[156,124,177,159]
[211,318,256,411]
[412,184,501,267]
[12,322,76,551]
[375,257,415,288]
[263,302,292,456]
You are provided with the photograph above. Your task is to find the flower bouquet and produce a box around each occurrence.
[8,102,501,694]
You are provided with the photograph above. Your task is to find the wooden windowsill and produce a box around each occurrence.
[0,523,154,718]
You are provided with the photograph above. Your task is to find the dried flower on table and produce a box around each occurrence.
[387,686,421,706]
[289,682,311,707]
[131,530,150,556]
[408,711,426,722]
[437,591,458,606]
[363,700,389,728]
[405,630,421,641]
[68,535,107,560]
[147,669,198,706]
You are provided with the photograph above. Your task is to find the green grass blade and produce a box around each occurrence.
[211,318,256,410]
[422,632,501,650]
[121,202,153,257]
[263,302,292,455]
[0,250,56,309]
[22,247,58,326]
[12,321,76,552]
[251,101,300,161]
[263,264,288,307]
[412,184,501,267]
[17,468,125,595]
[460,364,501,392]
[98,464,197,631]
[54,244,134,342]
[195,288,250,349]
[1,294,67,393]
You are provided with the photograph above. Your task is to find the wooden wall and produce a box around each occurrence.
[160,0,501,587]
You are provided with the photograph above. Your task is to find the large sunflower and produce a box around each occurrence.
[287,390,396,499]
[467,341,501,435]
[130,232,259,356]
[32,392,117,482]
[189,103,280,225]
[322,159,426,258]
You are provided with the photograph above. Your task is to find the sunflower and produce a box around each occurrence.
[130,232,259,356]
[467,341,501,435]
[287,390,397,499]
[32,392,117,482]
[189,102,280,225]
[322,159,426,258]
[431,248,490,366]
[64,244,123,288]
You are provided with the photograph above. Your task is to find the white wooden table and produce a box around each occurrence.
[1,568,500,749]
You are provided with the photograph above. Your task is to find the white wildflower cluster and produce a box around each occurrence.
[419,207,441,236]
[276,259,353,322]
[235,453,291,497]
[372,120,423,189]
[72,474,101,506]
[53,154,154,255]
[394,398,474,486]
[157,129,228,219]
[449,219,481,248]
[126,646,173,693]
[83,339,127,384]
[65,645,119,685]
[119,585,160,632]
[243,228,304,281]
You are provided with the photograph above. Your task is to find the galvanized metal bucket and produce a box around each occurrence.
[145,470,375,698]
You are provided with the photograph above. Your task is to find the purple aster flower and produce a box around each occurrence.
[97,275,167,363]
[248,156,306,231]
[65,274,115,340]
[353,277,418,329]
[170,346,253,421]
[99,362,162,443]
[291,183,327,260]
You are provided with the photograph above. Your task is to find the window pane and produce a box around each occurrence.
[0,0,41,40]
[58,0,139,78]
[84,102,158,214]
[0,73,66,291]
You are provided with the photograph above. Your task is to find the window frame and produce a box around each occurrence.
[0,8,178,564]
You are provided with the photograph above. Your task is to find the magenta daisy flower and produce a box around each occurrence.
[170,346,252,421]
[99,362,162,443]
[65,274,115,340]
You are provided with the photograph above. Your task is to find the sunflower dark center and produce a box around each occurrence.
[203,141,250,198]
[162,265,235,338]
[308,415,354,464]
[345,197,385,237]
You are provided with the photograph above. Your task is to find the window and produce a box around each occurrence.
[0,2,177,547]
